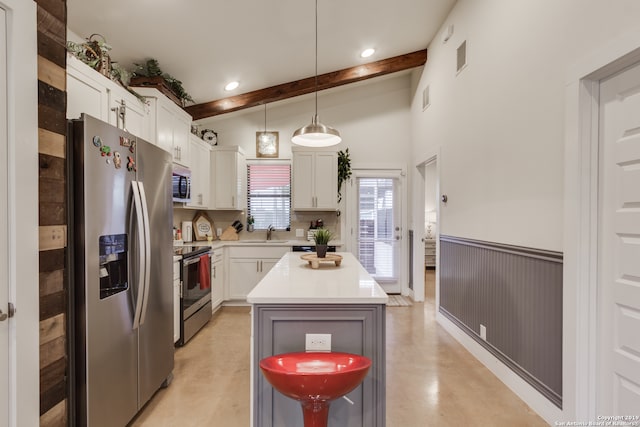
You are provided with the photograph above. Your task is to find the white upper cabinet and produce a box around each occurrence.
[185,135,211,209]
[67,55,109,121]
[134,86,192,166]
[210,146,246,210]
[292,150,337,210]
[67,55,148,140]
[109,92,148,141]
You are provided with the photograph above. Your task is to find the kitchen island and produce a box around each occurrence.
[247,251,388,427]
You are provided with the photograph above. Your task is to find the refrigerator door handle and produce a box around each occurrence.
[137,181,152,326]
[131,180,146,330]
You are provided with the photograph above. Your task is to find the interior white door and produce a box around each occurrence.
[0,7,9,426]
[598,61,640,415]
[352,174,402,293]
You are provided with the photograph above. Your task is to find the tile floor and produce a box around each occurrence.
[130,270,546,426]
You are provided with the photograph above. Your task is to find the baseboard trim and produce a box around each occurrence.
[436,312,564,425]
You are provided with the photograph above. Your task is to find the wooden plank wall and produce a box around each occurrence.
[36,0,69,425]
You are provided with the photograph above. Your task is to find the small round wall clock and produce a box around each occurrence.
[201,129,218,146]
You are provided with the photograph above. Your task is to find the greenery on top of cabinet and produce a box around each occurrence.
[132,59,194,105]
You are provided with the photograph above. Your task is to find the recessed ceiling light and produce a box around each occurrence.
[360,48,375,58]
[224,81,239,91]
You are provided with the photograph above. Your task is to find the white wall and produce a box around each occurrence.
[410,0,640,423]
[411,0,640,252]
[197,74,412,165]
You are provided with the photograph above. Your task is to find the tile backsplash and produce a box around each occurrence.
[173,207,341,242]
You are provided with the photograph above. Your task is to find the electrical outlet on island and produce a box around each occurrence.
[305,333,331,352]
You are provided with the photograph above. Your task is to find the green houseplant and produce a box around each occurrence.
[130,59,194,107]
[313,228,334,258]
[337,148,352,203]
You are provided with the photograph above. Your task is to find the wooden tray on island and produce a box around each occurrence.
[300,253,342,269]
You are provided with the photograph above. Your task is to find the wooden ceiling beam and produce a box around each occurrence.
[185,49,427,120]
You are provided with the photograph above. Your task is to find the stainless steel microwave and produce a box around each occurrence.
[172,165,191,202]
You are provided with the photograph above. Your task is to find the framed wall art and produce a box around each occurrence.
[256,131,279,158]
[193,211,216,241]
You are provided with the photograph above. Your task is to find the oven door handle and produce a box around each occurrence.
[183,252,212,267]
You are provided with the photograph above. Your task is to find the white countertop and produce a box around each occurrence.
[246,252,388,304]
[174,239,344,249]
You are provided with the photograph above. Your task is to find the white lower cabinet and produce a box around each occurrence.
[173,260,181,344]
[227,246,289,300]
[211,249,224,311]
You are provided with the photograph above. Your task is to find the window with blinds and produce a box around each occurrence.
[247,163,291,230]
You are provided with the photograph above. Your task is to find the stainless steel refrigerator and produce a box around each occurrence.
[70,114,174,426]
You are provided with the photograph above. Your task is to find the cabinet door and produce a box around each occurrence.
[173,279,180,343]
[313,152,337,209]
[109,92,148,140]
[292,152,314,209]
[66,57,109,121]
[173,261,181,343]
[213,150,237,209]
[185,138,211,209]
[172,113,191,167]
[229,258,260,300]
[257,259,280,281]
[156,103,175,154]
[211,260,224,309]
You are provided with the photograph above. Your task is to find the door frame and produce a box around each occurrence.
[565,30,640,421]
[344,164,408,295]
[1,0,39,425]
[413,152,440,303]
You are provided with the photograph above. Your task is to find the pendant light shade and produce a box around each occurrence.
[292,0,341,147]
[292,114,341,147]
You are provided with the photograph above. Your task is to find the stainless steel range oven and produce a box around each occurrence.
[175,246,212,346]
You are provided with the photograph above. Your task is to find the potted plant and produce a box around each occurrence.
[337,148,352,203]
[129,59,194,107]
[313,228,334,258]
[247,215,255,232]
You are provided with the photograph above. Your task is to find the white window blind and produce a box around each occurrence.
[357,178,396,281]
[247,163,291,230]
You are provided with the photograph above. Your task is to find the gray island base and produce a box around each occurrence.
[247,252,388,426]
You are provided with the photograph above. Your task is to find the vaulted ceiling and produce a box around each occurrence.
[67,0,457,117]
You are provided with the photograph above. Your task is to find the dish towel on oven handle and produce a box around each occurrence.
[199,254,210,290]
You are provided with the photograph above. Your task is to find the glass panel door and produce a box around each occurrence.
[356,177,401,293]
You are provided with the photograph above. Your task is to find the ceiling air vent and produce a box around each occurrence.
[456,40,467,73]
[422,85,430,111]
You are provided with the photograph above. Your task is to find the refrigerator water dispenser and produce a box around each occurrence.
[99,234,128,299]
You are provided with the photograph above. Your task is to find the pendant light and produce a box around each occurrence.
[292,0,342,147]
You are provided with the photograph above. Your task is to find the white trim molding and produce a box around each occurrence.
[564,27,640,422]
[2,0,39,425]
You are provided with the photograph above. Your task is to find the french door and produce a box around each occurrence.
[350,171,403,294]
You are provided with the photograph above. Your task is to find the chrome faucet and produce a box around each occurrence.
[267,225,275,240]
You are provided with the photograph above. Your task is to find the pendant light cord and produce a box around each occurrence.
[264,103,267,133]
[314,0,318,116]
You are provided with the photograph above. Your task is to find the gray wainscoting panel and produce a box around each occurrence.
[252,304,386,427]
[439,235,563,407]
